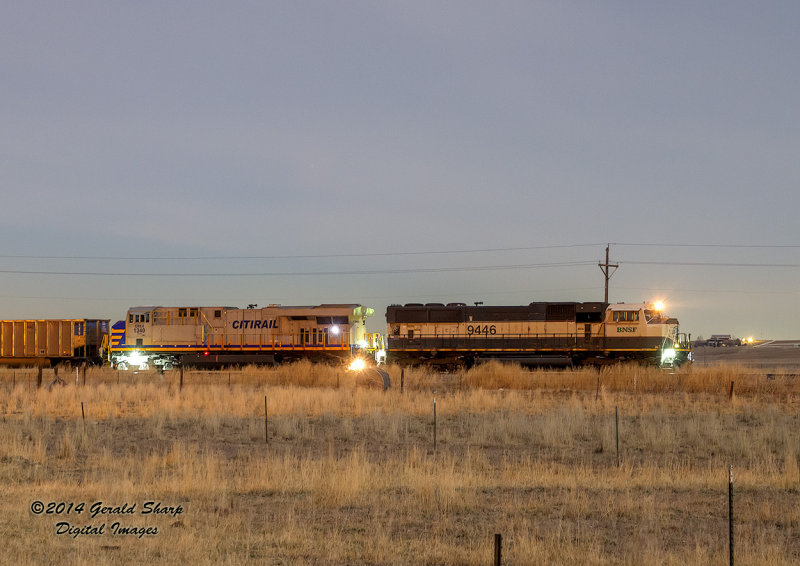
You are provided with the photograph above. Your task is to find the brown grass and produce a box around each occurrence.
[0,362,798,564]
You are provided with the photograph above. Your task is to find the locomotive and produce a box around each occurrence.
[109,303,380,370]
[386,300,691,368]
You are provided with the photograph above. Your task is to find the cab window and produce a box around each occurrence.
[613,311,639,322]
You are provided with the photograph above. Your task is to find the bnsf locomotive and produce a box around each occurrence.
[109,304,380,370]
[386,301,691,368]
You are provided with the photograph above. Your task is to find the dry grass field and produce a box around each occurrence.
[1,361,799,565]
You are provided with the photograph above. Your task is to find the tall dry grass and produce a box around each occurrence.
[1,359,793,395]
[460,360,796,396]
[0,362,799,564]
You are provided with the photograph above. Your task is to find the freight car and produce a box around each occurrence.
[386,301,691,368]
[109,304,379,370]
[0,318,109,367]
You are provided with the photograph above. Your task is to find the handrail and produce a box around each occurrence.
[388,331,672,350]
[204,333,353,350]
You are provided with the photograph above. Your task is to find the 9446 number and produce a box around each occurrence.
[466,324,497,336]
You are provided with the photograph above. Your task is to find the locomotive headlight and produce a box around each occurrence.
[660,348,676,365]
[330,325,340,335]
[654,301,665,312]
[348,358,366,371]
[124,350,148,368]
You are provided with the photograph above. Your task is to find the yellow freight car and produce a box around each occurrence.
[0,319,109,366]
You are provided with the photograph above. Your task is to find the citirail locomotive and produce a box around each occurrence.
[386,300,691,368]
[109,304,380,370]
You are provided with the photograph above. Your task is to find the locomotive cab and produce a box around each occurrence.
[605,302,691,366]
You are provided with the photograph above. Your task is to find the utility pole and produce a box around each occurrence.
[598,244,618,304]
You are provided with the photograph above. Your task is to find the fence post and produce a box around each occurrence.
[729,465,734,566]
[179,366,184,392]
[615,406,620,467]
[265,396,269,444]
[729,381,735,400]
[494,533,502,566]
[433,398,437,453]
[401,368,405,394]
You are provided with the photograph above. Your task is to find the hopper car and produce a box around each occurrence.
[0,319,109,367]
[386,301,691,368]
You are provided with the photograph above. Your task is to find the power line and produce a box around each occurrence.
[0,286,601,303]
[0,260,596,277]
[2,242,799,262]
[1,242,797,263]
[613,242,800,249]
[2,283,796,304]
[621,260,800,268]
[614,286,800,295]
[0,243,603,261]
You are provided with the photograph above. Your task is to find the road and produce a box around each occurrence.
[692,341,800,369]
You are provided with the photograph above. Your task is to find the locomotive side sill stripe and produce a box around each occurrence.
[388,347,664,353]
[112,345,351,351]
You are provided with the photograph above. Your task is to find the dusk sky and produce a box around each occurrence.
[2,2,799,339]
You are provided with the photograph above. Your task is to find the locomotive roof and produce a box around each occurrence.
[128,304,363,311]
[606,302,655,310]
[386,302,609,323]
[388,301,608,310]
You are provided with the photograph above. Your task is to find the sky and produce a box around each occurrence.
[1,1,799,339]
